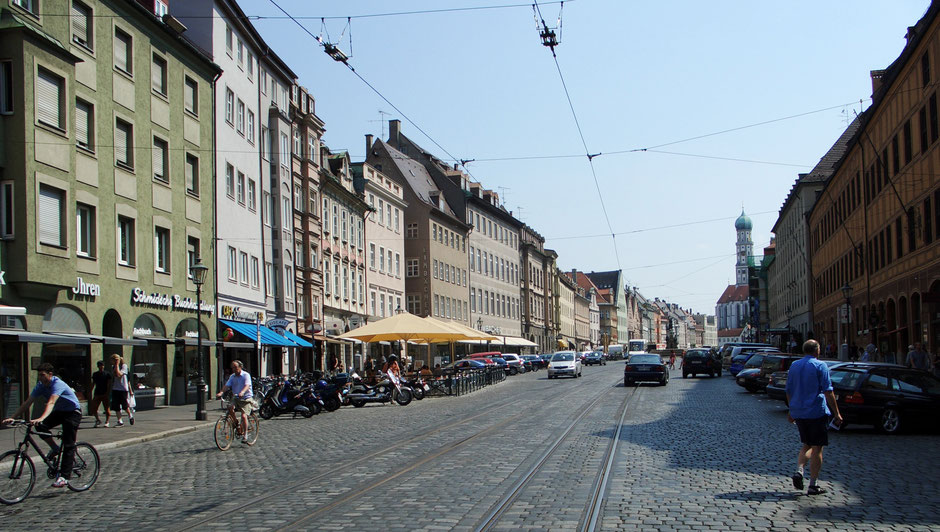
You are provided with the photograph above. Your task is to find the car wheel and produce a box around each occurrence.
[879,407,901,434]
[745,385,758,393]
[659,375,667,386]
[683,372,689,379]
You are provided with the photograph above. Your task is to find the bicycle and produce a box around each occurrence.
[214,395,260,451]
[0,420,100,504]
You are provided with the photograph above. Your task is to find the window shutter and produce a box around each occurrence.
[38,187,62,245]
[115,121,128,165]
[185,156,194,191]
[75,101,89,148]
[36,70,60,128]
[184,79,195,112]
[152,139,165,179]
[71,3,89,45]
[151,58,163,93]
[114,32,128,72]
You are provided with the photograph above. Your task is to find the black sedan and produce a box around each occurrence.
[735,368,762,392]
[624,354,668,386]
[583,352,606,366]
[830,363,940,434]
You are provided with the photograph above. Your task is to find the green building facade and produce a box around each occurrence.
[0,0,220,416]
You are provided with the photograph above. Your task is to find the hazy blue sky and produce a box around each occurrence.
[246,0,930,314]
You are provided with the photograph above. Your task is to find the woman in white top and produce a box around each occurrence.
[109,354,134,427]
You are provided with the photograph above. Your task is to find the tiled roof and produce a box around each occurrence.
[373,140,459,218]
[718,328,745,337]
[716,285,749,304]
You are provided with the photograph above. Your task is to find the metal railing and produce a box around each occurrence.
[425,366,506,397]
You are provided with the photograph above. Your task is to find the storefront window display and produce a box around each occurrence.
[131,314,168,408]
[41,305,91,401]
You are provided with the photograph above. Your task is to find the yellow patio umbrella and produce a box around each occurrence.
[336,312,469,343]
[418,318,500,367]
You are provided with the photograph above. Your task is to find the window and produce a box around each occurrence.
[115,118,133,169]
[378,200,385,226]
[342,266,348,300]
[237,38,243,66]
[394,209,400,232]
[71,1,93,50]
[0,182,12,238]
[118,216,135,266]
[395,253,400,277]
[186,237,199,278]
[407,258,418,277]
[406,223,418,238]
[236,99,245,135]
[280,133,289,167]
[388,250,394,276]
[407,294,420,315]
[0,61,12,114]
[12,0,38,15]
[261,127,270,160]
[324,259,331,296]
[260,70,267,95]
[225,25,233,55]
[247,179,256,211]
[293,129,301,156]
[113,28,132,75]
[239,252,249,285]
[225,163,234,198]
[225,89,234,124]
[75,203,95,257]
[154,227,170,273]
[309,245,318,270]
[246,51,254,78]
[151,53,167,96]
[75,98,93,151]
[226,246,236,281]
[342,211,348,241]
[36,67,64,130]
[185,153,199,196]
[332,204,338,234]
[265,262,274,296]
[285,266,292,299]
[470,288,476,312]
[152,137,168,182]
[923,51,931,88]
[379,246,385,272]
[246,110,254,143]
[236,171,245,204]
[184,76,198,115]
[263,192,271,226]
[250,256,260,288]
[433,259,438,279]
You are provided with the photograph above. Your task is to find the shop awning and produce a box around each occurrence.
[0,305,26,316]
[56,333,148,346]
[557,339,570,349]
[220,341,256,349]
[0,330,92,345]
[282,330,312,347]
[219,319,296,347]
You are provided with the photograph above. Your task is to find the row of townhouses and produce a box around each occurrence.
[0,0,715,417]
[716,2,940,359]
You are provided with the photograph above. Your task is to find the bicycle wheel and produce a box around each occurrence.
[244,414,260,446]
[0,451,35,505]
[214,416,234,451]
[67,443,99,492]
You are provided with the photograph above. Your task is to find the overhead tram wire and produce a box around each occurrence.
[532,0,621,271]
[266,0,480,182]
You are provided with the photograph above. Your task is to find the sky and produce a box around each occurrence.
[243,0,931,315]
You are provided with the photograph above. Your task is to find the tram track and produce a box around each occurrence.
[174,368,618,531]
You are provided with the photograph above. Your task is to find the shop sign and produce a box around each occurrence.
[131,288,216,315]
[266,318,290,330]
[220,305,264,322]
[72,277,101,297]
[133,327,153,336]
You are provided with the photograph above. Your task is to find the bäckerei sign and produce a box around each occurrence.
[131,288,216,315]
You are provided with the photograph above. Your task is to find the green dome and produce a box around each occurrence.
[735,209,752,230]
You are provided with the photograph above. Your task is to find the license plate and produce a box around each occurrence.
[637,366,650,371]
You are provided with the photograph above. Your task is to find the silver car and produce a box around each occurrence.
[548,351,582,379]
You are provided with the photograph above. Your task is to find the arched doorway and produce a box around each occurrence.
[171,318,210,405]
[42,305,90,401]
[102,309,124,364]
[132,313,167,409]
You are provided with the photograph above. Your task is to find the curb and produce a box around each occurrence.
[94,421,216,452]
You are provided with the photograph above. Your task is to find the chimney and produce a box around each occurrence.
[870,69,886,95]
[389,119,401,147]
[365,134,373,155]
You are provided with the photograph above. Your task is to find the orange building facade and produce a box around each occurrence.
[809,4,940,358]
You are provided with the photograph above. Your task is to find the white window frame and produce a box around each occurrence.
[154,226,170,273]
[227,246,237,281]
[117,215,136,266]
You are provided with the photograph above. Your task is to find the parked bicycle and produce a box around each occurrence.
[0,420,100,504]
[214,393,260,451]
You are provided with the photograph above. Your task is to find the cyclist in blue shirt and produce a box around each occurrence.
[786,339,843,496]
[2,363,82,488]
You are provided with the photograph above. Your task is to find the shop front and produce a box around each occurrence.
[170,318,211,406]
[218,318,305,378]
[130,313,169,410]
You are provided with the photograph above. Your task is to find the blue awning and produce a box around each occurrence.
[219,319,295,347]
[282,330,313,347]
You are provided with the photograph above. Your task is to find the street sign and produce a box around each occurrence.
[839,304,852,324]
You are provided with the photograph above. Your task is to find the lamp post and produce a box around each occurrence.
[190,259,209,421]
[840,283,853,361]
[785,306,792,353]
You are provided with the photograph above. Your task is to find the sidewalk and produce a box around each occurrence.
[71,402,227,452]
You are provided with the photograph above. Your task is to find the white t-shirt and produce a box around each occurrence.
[112,363,130,391]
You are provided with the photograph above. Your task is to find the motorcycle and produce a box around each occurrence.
[403,375,430,400]
[258,376,312,419]
[312,371,348,412]
[346,371,412,407]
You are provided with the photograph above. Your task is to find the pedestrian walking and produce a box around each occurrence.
[905,342,930,371]
[110,354,134,427]
[668,354,676,369]
[88,361,111,428]
[786,339,843,496]
[862,342,876,362]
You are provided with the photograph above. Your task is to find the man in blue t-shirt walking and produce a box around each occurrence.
[2,363,82,488]
[786,339,843,495]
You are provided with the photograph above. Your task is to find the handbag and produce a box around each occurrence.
[128,393,136,410]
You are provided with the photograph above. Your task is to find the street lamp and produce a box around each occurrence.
[191,259,209,421]
[840,284,853,360]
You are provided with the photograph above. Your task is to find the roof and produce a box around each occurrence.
[372,140,462,221]
[586,271,621,303]
[718,328,745,338]
[717,285,749,304]
[571,271,600,293]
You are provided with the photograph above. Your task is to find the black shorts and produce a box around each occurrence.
[795,415,829,447]
[110,390,129,412]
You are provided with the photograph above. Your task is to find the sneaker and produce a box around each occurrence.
[129,414,135,426]
[103,422,110,428]
[51,477,68,488]
[94,420,101,428]
[807,485,827,495]
[241,437,249,444]
[791,472,804,490]
[116,420,124,427]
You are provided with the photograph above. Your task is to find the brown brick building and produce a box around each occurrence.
[809,2,940,359]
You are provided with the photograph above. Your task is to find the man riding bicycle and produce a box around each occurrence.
[216,360,253,444]
[2,363,81,488]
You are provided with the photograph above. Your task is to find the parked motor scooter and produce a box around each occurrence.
[258,377,312,419]
[346,372,412,407]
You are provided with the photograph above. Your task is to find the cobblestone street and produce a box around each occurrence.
[1,364,938,531]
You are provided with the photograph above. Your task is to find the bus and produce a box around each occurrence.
[627,339,647,355]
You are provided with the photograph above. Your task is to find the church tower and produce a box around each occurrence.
[735,209,753,286]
